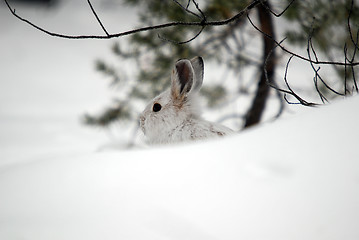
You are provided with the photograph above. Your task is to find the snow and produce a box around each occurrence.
[1,96,359,240]
[0,0,138,167]
[1,1,359,239]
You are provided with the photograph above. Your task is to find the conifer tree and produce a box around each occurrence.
[83,0,359,130]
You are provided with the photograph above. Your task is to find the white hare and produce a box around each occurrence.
[139,56,233,144]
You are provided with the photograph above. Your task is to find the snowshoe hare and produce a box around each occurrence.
[139,56,233,144]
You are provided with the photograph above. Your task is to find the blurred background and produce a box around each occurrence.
[0,0,140,166]
[1,0,357,165]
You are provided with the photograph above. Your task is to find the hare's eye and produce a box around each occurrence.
[153,103,162,112]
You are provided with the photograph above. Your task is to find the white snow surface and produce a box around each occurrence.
[1,1,359,239]
[1,96,359,240]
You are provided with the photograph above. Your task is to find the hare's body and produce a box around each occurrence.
[140,56,233,144]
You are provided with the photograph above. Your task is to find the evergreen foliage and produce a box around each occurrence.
[84,0,254,127]
[84,0,359,128]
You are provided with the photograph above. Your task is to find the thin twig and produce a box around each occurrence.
[246,13,359,67]
[272,79,286,119]
[283,55,317,106]
[4,0,260,39]
[5,0,359,69]
[306,23,345,99]
[192,0,206,22]
[263,37,317,106]
[158,25,205,44]
[185,0,190,9]
[86,0,110,36]
[313,71,329,104]
[347,0,359,51]
[307,18,319,62]
[172,0,202,20]
[259,0,296,17]
[307,22,327,103]
[344,43,349,94]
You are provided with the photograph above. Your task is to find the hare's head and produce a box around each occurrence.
[139,56,204,141]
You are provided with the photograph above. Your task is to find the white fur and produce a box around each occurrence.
[139,57,233,145]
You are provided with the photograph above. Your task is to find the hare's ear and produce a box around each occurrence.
[171,59,194,100]
[190,56,204,93]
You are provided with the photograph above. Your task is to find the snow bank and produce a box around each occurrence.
[1,1,358,239]
[1,96,358,240]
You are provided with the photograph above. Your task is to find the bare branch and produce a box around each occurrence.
[307,19,319,62]
[4,0,260,40]
[86,0,110,36]
[306,21,345,99]
[192,0,207,22]
[5,0,358,110]
[259,0,296,17]
[347,0,359,52]
[5,0,359,69]
[345,0,359,93]
[185,0,190,9]
[171,0,203,21]
[263,38,317,106]
[273,81,286,118]
[282,56,318,106]
[158,25,205,44]
[246,14,359,67]
[344,43,349,94]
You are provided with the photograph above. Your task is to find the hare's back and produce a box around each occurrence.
[173,119,233,141]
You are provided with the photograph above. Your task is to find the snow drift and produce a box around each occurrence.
[1,96,358,240]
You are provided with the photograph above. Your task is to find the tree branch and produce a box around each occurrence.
[246,13,359,67]
[263,38,318,106]
[4,0,260,39]
[158,26,205,45]
[5,0,358,110]
[306,20,345,99]
[171,0,206,22]
[86,0,110,36]
[259,0,296,17]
